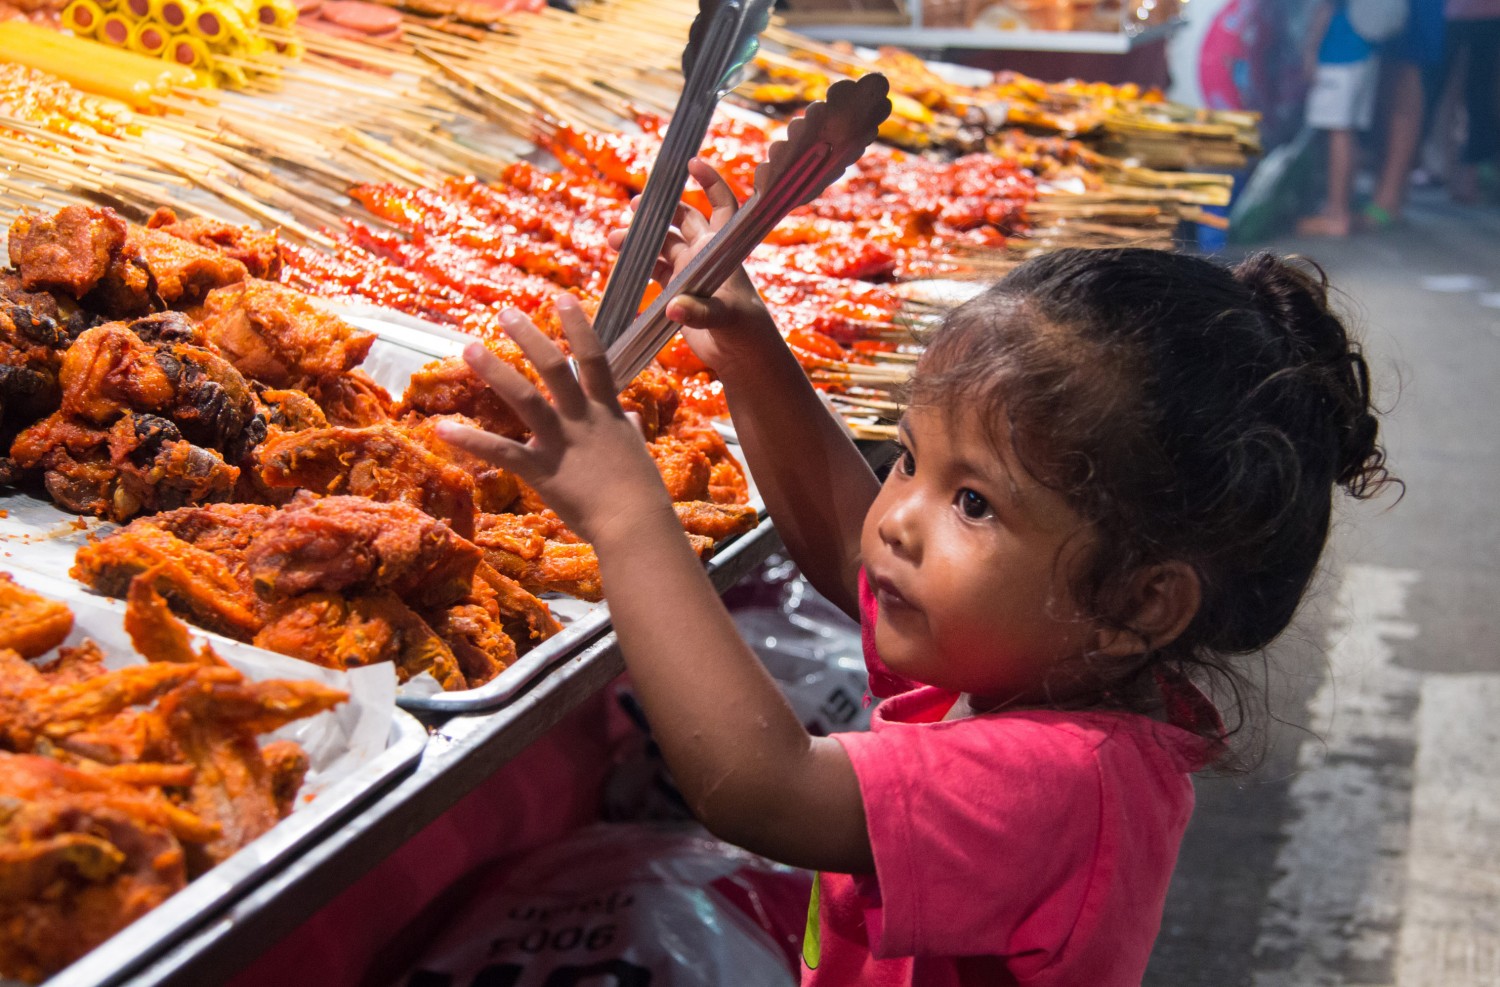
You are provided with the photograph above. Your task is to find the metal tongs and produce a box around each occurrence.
[590,0,776,348]
[606,73,893,389]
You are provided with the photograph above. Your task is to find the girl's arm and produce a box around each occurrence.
[638,160,880,615]
[438,302,875,875]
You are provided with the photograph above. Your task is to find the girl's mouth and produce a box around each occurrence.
[871,573,915,613]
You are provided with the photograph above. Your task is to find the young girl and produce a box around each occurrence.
[437,159,1392,985]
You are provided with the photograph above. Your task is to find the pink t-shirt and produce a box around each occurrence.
[801,573,1221,987]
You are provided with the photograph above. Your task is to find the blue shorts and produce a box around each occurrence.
[1389,0,1446,66]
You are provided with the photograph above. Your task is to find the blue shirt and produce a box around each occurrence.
[1320,7,1376,63]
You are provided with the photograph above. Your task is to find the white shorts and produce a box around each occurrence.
[1306,59,1379,131]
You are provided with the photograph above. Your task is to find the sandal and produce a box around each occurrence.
[1358,203,1400,231]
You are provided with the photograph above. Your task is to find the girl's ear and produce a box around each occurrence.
[1092,562,1201,658]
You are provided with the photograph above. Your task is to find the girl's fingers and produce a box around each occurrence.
[496,308,587,417]
[435,419,529,471]
[461,341,562,443]
[688,158,740,232]
[554,295,618,402]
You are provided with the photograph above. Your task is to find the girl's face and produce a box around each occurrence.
[859,402,1104,708]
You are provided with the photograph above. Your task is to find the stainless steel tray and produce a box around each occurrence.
[0,569,428,987]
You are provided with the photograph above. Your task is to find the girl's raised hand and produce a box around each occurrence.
[436,295,675,551]
[608,158,779,373]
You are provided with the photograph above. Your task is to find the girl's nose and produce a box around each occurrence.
[877,490,921,558]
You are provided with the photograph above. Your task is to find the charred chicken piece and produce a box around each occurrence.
[0,572,74,658]
[254,590,467,691]
[244,492,483,610]
[9,412,239,521]
[89,224,249,318]
[196,280,373,390]
[146,208,282,280]
[255,387,328,433]
[0,291,70,441]
[71,523,262,639]
[253,423,479,538]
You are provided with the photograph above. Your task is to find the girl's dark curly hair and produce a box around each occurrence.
[908,248,1395,755]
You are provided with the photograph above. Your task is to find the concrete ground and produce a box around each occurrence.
[1145,189,1500,986]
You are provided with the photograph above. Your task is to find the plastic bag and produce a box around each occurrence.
[391,823,811,987]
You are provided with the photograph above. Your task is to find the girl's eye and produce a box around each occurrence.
[957,488,992,519]
[891,442,914,477]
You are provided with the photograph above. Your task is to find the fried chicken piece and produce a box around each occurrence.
[146,208,282,280]
[124,574,212,666]
[72,524,262,639]
[668,412,750,505]
[471,561,562,647]
[197,280,373,390]
[0,752,193,983]
[396,348,537,439]
[0,572,73,659]
[8,408,237,519]
[672,500,759,542]
[473,513,602,600]
[404,413,521,514]
[244,492,481,609]
[9,411,238,521]
[57,323,174,425]
[142,502,275,566]
[648,434,712,502]
[105,414,240,519]
[0,290,70,441]
[90,223,250,318]
[256,387,327,433]
[619,365,680,441]
[261,739,309,817]
[305,368,395,426]
[156,671,343,873]
[7,205,125,299]
[254,590,467,691]
[36,639,107,686]
[471,505,743,602]
[423,602,514,688]
[0,646,200,751]
[253,423,478,537]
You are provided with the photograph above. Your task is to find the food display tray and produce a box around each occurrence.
[0,301,770,716]
[0,568,429,987]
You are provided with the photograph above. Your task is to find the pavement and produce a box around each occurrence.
[1145,188,1500,987]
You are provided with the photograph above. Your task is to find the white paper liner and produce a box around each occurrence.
[2,566,397,804]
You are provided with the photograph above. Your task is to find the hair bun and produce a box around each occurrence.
[1232,252,1392,498]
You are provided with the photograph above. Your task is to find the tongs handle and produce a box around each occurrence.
[606,73,892,391]
[591,0,775,349]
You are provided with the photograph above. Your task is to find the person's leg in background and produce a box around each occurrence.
[1367,0,1448,224]
[1301,59,1380,236]
[1451,18,1500,202]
